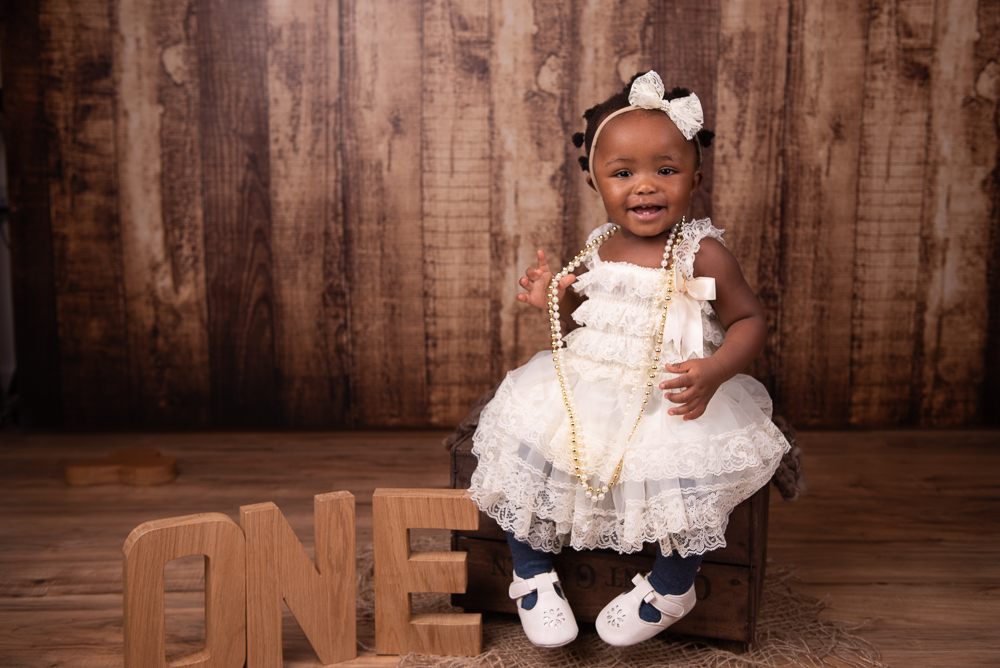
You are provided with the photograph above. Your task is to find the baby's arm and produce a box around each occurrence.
[659,238,767,420]
[517,249,577,309]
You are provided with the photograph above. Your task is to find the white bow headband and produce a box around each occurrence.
[587,71,704,192]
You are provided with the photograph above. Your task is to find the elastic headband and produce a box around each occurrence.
[587,71,704,195]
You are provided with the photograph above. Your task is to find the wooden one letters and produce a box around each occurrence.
[122,489,481,667]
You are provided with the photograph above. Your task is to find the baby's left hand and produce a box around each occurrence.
[660,358,728,420]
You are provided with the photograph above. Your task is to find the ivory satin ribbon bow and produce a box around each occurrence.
[662,273,716,362]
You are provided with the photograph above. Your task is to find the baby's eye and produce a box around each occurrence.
[659,167,676,175]
[613,170,632,178]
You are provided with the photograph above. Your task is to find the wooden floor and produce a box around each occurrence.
[1,429,998,667]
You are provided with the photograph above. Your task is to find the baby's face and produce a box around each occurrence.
[588,110,702,240]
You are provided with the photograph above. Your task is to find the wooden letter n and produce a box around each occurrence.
[240,492,356,667]
[122,513,246,668]
[373,489,481,656]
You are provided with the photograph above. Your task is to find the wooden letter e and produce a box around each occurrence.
[373,489,481,656]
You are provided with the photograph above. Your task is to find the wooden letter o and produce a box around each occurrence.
[122,513,246,668]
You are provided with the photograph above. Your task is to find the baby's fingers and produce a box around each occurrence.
[672,402,707,420]
[535,249,553,273]
[666,398,694,416]
[666,395,706,419]
[524,266,543,282]
[660,363,690,390]
[659,375,687,391]
[663,362,690,373]
[665,386,694,405]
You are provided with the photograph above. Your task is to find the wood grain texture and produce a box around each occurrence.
[42,0,133,427]
[489,0,576,373]
[651,0,719,221]
[981,2,1000,426]
[65,447,177,485]
[713,0,789,392]
[114,0,212,428]
[241,493,356,666]
[913,0,998,425]
[777,0,869,425]
[340,0,427,426]
[196,0,279,426]
[766,429,1000,667]
[421,0,494,426]
[5,0,999,429]
[122,513,246,668]
[372,489,481,656]
[0,0,64,427]
[266,0,350,428]
[848,0,934,426]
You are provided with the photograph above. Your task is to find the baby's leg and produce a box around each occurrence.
[506,532,578,647]
[640,544,704,622]
[506,532,561,609]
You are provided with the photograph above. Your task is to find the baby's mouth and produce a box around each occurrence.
[630,205,664,217]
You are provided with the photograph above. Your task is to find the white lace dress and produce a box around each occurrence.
[469,219,789,556]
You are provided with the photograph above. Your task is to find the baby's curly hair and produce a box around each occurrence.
[571,73,715,171]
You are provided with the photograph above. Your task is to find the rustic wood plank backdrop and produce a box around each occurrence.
[2,0,998,429]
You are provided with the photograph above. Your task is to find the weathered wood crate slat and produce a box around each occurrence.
[450,440,769,647]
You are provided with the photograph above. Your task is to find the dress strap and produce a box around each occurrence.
[675,218,725,280]
[583,223,617,271]
[585,222,617,245]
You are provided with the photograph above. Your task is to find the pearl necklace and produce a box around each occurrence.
[548,218,685,502]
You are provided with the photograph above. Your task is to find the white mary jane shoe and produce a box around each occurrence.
[596,573,696,647]
[509,569,579,647]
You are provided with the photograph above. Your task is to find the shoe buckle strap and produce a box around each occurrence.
[509,571,560,600]
[508,579,534,600]
[630,574,654,599]
[536,570,558,593]
[642,589,687,618]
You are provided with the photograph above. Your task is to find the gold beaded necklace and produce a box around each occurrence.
[548,218,685,502]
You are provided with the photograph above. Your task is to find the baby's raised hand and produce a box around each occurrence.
[517,249,576,309]
[659,358,728,420]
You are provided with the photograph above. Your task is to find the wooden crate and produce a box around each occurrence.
[450,439,769,647]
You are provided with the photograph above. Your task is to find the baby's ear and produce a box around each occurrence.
[586,174,597,192]
[691,169,703,193]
